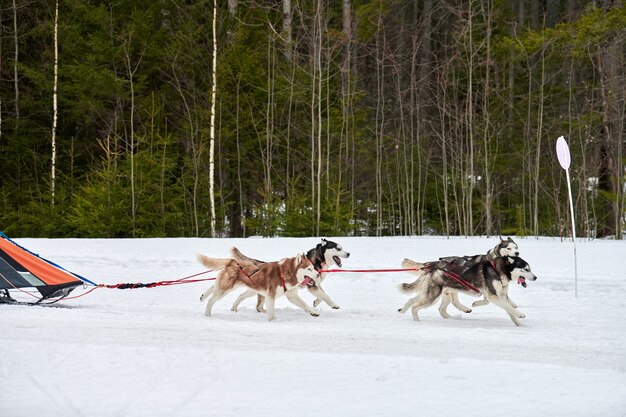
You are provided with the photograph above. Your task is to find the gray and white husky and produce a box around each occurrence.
[398,256,537,326]
[436,237,521,317]
[229,238,350,312]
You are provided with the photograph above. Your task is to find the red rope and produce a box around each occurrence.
[320,266,482,294]
[96,270,216,289]
[319,268,418,273]
[0,270,217,304]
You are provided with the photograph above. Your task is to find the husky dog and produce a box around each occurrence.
[398,256,537,326]
[198,253,320,321]
[437,237,521,317]
[230,238,350,312]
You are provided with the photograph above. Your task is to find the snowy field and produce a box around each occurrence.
[1,236,625,417]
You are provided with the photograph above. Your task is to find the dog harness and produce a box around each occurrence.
[424,262,482,294]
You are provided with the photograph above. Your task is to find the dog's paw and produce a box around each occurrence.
[310,311,320,317]
[331,305,340,309]
[463,308,472,314]
[517,312,526,319]
[231,307,238,313]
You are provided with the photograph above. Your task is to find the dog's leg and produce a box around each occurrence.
[472,295,490,308]
[438,290,452,319]
[486,294,525,326]
[204,287,234,317]
[231,289,256,312]
[449,291,472,313]
[265,295,277,321]
[285,290,319,317]
[309,284,340,309]
[255,295,266,313]
[410,296,439,322]
[398,294,421,315]
[505,294,518,308]
[199,285,214,302]
[399,286,441,322]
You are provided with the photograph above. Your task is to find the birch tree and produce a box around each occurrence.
[12,0,19,124]
[51,0,59,206]
[209,0,217,238]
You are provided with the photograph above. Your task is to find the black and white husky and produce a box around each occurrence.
[229,238,350,312]
[398,256,537,326]
[437,237,521,317]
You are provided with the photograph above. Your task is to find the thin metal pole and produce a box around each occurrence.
[565,168,578,297]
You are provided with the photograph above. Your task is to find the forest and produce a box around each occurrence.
[0,0,624,239]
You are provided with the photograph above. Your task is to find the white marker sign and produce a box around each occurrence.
[556,136,578,297]
[556,136,571,169]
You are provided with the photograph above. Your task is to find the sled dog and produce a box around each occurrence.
[229,238,350,312]
[198,253,320,321]
[436,237,522,317]
[398,256,537,326]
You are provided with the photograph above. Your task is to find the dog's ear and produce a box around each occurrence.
[321,238,327,245]
[296,253,303,264]
[507,256,515,264]
[507,236,513,242]
[499,235,504,241]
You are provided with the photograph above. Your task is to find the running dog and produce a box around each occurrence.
[229,238,350,312]
[436,237,521,317]
[398,256,537,326]
[198,253,320,321]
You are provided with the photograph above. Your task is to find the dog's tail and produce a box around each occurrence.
[197,254,232,271]
[229,246,264,266]
[399,258,427,294]
[401,258,424,271]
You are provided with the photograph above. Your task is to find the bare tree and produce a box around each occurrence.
[209,0,218,237]
[0,4,3,142]
[227,0,237,17]
[283,0,292,60]
[51,0,59,206]
[122,32,144,238]
[481,0,494,236]
[12,0,19,124]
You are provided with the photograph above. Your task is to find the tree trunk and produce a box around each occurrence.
[12,0,19,124]
[227,0,237,17]
[123,33,142,238]
[482,0,493,237]
[336,0,352,232]
[465,0,475,236]
[1,5,4,142]
[51,0,59,207]
[546,0,560,27]
[282,0,292,60]
[209,0,218,238]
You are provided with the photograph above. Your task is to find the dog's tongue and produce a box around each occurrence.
[517,277,527,288]
[300,277,313,287]
[333,256,342,267]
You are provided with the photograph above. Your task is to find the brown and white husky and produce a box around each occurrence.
[198,252,320,321]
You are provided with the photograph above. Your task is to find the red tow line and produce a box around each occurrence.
[319,268,418,274]
[321,267,482,294]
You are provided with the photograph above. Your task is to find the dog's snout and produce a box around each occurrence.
[515,251,519,256]
[346,252,351,258]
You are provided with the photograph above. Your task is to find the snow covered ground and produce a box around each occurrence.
[1,236,625,417]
